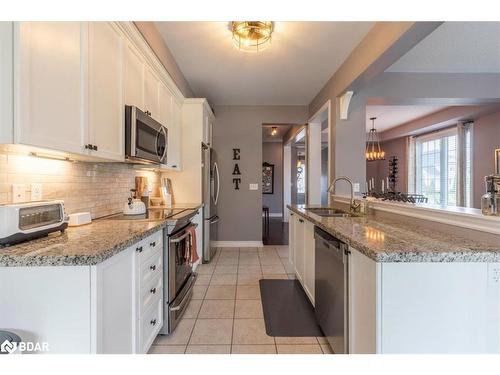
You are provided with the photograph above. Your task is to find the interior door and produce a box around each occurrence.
[16,22,86,154]
[88,22,124,161]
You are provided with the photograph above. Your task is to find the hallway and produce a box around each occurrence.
[262,217,289,245]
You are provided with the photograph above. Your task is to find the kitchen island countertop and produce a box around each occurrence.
[288,204,500,262]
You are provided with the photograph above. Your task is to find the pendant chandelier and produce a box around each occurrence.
[230,21,274,52]
[366,117,385,161]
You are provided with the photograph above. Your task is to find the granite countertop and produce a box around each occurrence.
[0,203,203,267]
[288,205,500,262]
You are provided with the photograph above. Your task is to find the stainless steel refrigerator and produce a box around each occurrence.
[202,143,220,263]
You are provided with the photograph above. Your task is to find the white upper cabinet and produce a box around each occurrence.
[87,22,124,161]
[158,81,172,126]
[15,22,86,155]
[124,42,144,110]
[144,66,160,121]
[167,96,182,170]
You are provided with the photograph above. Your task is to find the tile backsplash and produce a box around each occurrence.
[0,152,160,219]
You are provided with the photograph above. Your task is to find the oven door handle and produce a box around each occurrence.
[170,223,198,243]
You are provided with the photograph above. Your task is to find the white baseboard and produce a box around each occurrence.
[212,241,264,248]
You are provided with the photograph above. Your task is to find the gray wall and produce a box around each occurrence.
[327,72,500,197]
[213,106,309,242]
[366,137,407,193]
[262,142,283,214]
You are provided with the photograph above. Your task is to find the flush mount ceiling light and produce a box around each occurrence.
[271,127,278,136]
[366,117,385,161]
[230,21,274,52]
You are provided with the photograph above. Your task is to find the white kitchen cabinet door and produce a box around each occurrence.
[87,22,124,161]
[158,81,172,127]
[143,66,160,121]
[293,215,305,283]
[288,210,295,266]
[167,96,182,170]
[303,220,315,304]
[0,22,13,144]
[124,42,144,109]
[92,246,135,354]
[15,22,86,154]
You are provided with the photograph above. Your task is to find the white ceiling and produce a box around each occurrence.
[387,22,500,73]
[155,22,374,105]
[366,105,448,132]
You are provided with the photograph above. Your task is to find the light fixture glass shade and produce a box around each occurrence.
[231,21,274,52]
[366,117,385,161]
[271,126,278,136]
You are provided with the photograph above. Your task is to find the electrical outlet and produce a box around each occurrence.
[353,183,360,193]
[31,183,43,201]
[488,264,500,286]
[249,183,259,191]
[12,184,27,203]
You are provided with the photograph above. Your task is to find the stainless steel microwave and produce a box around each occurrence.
[125,105,168,164]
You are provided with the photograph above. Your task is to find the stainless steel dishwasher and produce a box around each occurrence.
[314,226,350,354]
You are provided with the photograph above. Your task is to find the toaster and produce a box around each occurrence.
[0,200,69,246]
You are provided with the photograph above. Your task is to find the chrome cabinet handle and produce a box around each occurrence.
[150,241,156,247]
[150,265,156,271]
[150,319,156,326]
[150,287,156,294]
[92,145,98,151]
[136,246,143,253]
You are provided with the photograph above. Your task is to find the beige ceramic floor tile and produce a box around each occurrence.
[198,299,235,319]
[210,273,237,285]
[196,264,215,275]
[214,265,238,274]
[316,336,328,344]
[183,299,203,319]
[259,257,283,265]
[275,336,319,345]
[282,260,295,274]
[232,319,274,345]
[276,247,289,259]
[186,345,231,354]
[260,274,288,280]
[148,345,186,354]
[276,344,323,354]
[239,247,258,253]
[231,345,276,354]
[235,299,264,319]
[287,274,296,280]
[153,319,196,346]
[236,285,261,300]
[261,264,286,275]
[192,284,208,299]
[320,343,334,354]
[238,258,261,266]
[237,265,262,275]
[216,258,239,266]
[195,274,212,285]
[237,274,263,286]
[205,285,236,300]
[189,319,233,345]
[219,247,240,252]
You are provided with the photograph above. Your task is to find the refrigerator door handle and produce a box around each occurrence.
[209,215,220,224]
[213,161,220,205]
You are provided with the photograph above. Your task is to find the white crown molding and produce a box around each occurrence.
[212,241,264,248]
[333,195,500,236]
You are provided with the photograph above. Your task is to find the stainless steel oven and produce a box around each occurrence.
[160,220,198,335]
[125,105,168,164]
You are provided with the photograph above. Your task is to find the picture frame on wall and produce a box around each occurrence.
[262,162,274,194]
[496,149,500,174]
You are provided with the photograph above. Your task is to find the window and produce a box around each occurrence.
[409,123,473,207]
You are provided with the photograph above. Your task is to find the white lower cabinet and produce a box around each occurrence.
[302,220,315,304]
[293,214,305,283]
[0,230,164,354]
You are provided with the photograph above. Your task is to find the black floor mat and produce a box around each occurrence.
[259,279,324,337]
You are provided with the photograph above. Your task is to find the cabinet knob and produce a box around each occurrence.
[85,144,92,150]
[150,287,156,294]
[299,219,304,223]
[150,319,157,326]
[150,241,156,247]
[172,165,177,168]
[136,246,143,253]
[150,265,156,271]
[92,145,98,151]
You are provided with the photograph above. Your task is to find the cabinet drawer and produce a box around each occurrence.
[140,273,163,316]
[134,231,163,262]
[139,246,162,286]
[139,296,162,354]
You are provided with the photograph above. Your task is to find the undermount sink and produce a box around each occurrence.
[305,208,352,217]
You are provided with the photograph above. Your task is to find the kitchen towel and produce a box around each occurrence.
[185,226,199,265]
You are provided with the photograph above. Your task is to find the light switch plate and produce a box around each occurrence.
[353,183,360,193]
[249,183,259,191]
[12,184,26,203]
[31,183,43,201]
